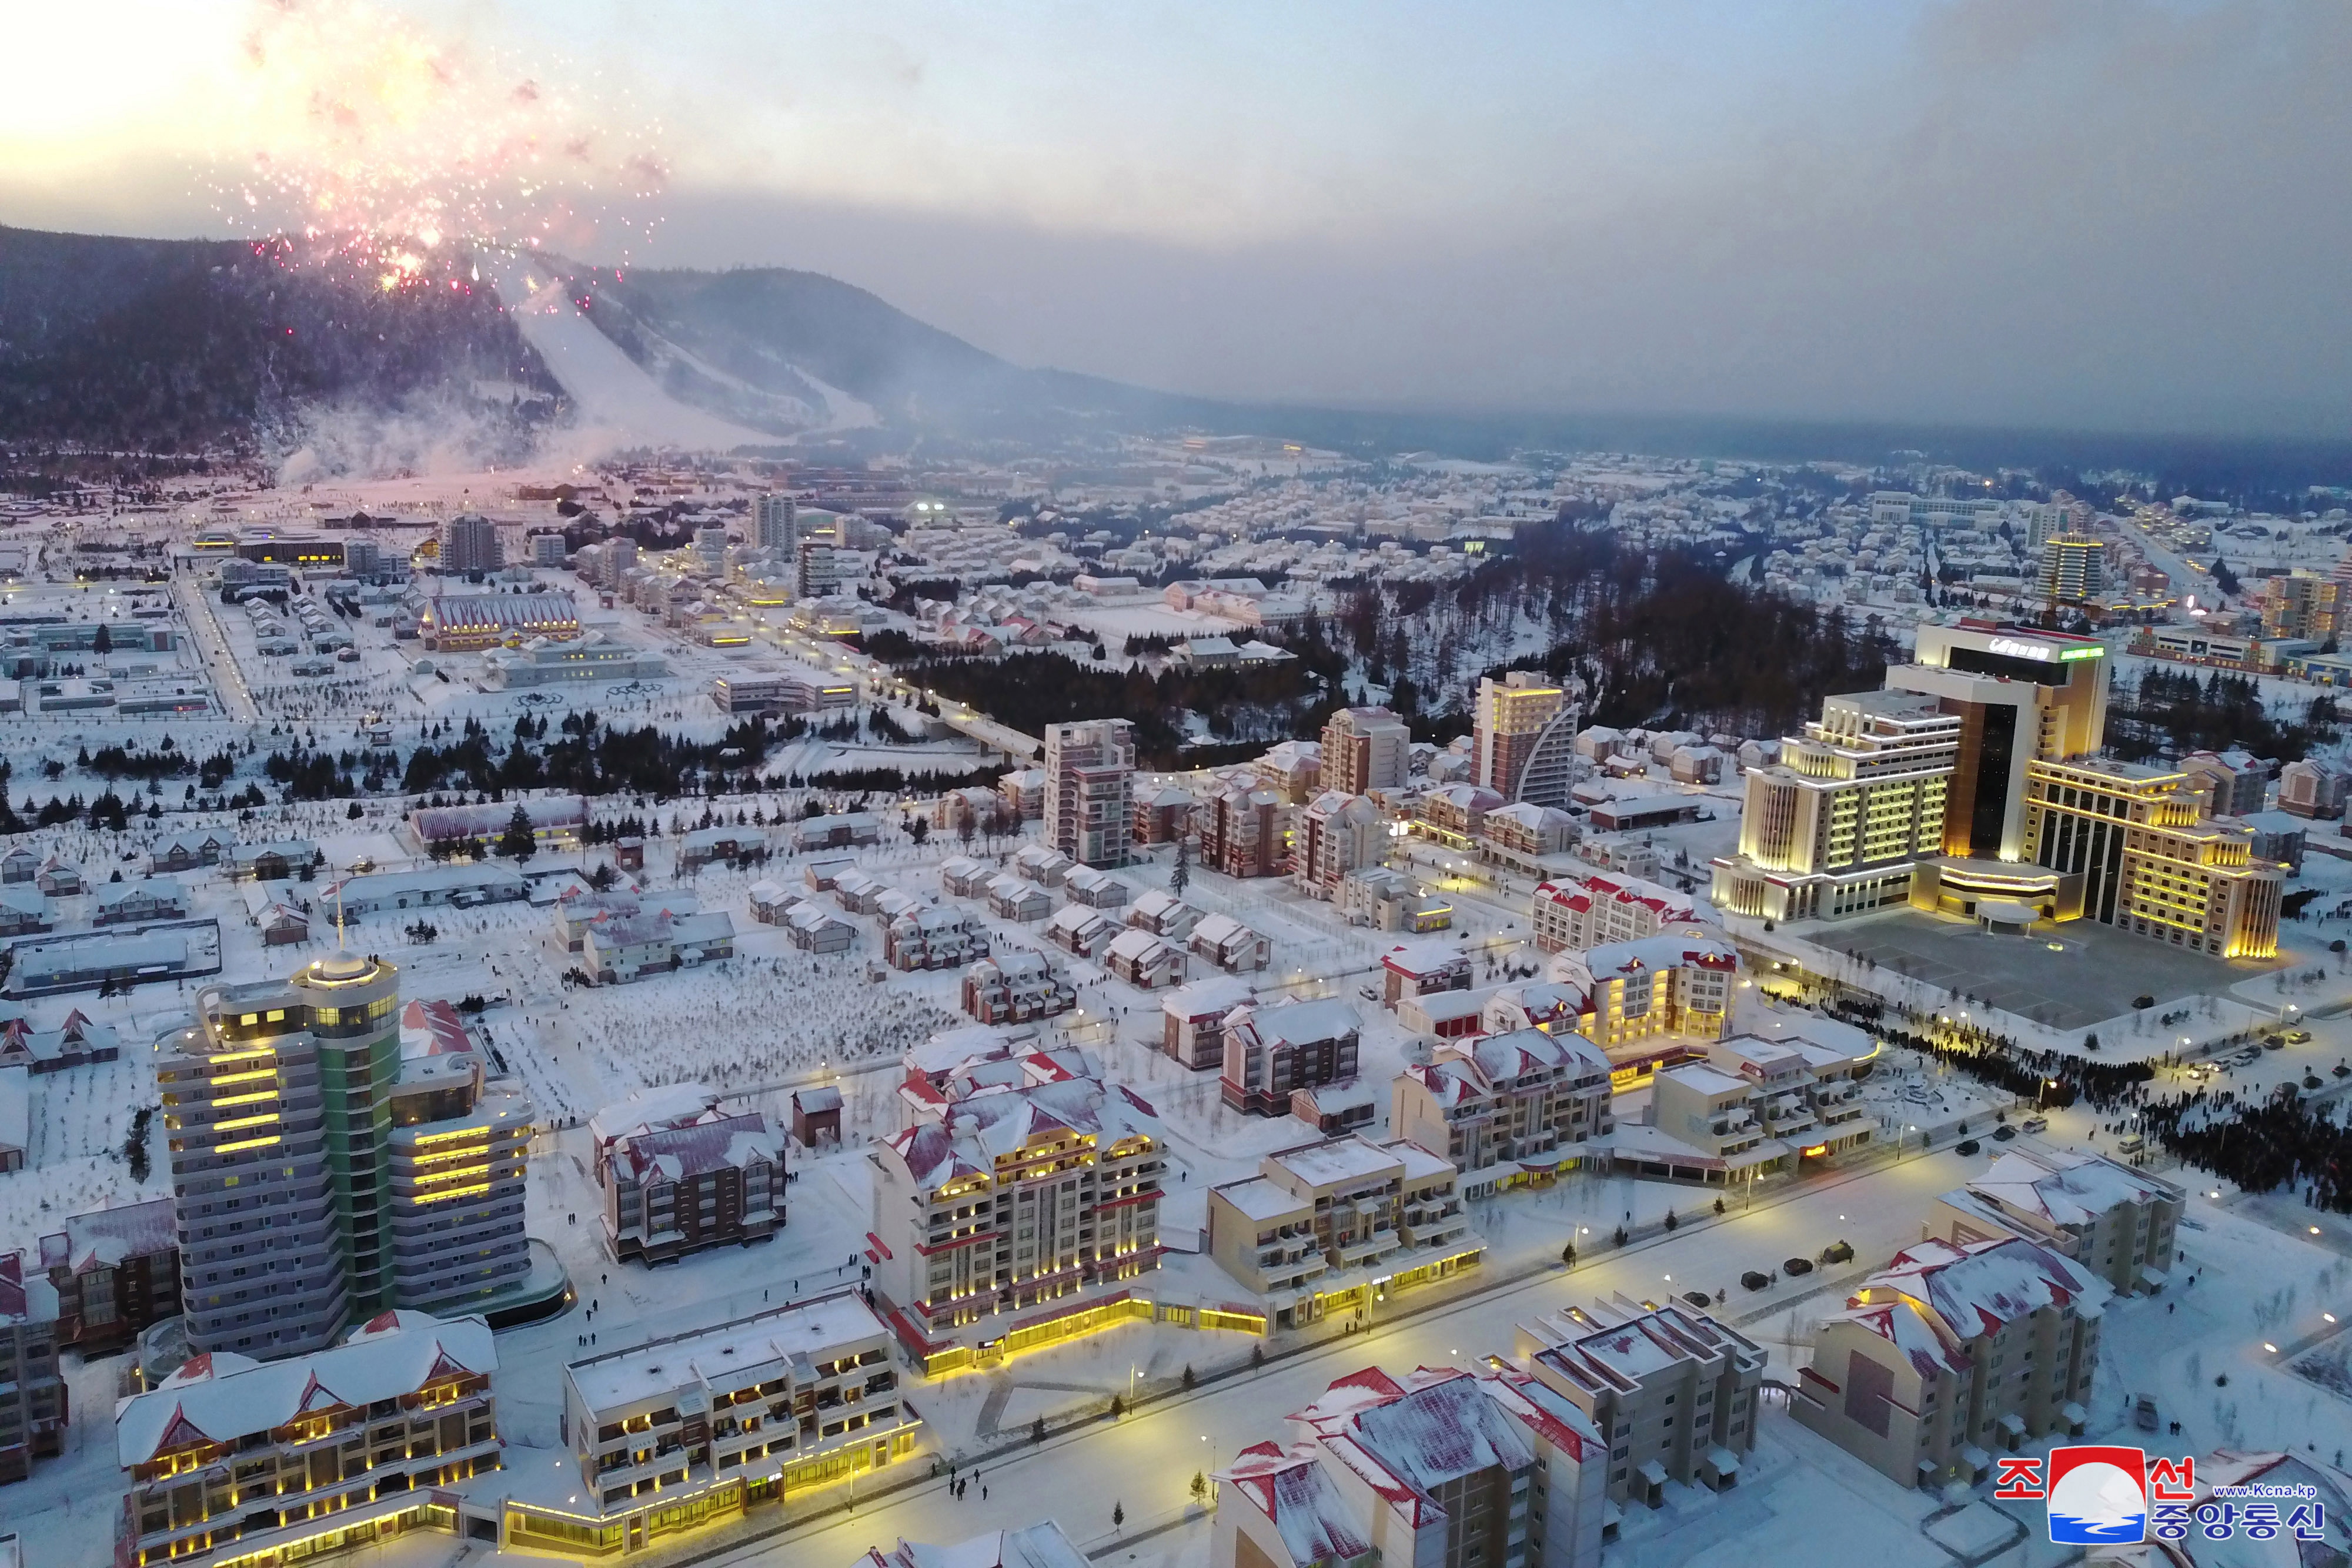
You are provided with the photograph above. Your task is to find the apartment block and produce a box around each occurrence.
[1295,790,1383,899]
[36,1195,179,1353]
[1202,778,1287,878]
[590,1085,787,1266]
[1389,1028,1613,1194]
[1220,998,1362,1116]
[1215,1365,1606,1568]
[550,1292,919,1555]
[1207,1135,1479,1329]
[1475,671,1578,808]
[1934,1149,2183,1296]
[1794,1236,2106,1489]
[1701,1032,1875,1160]
[0,1252,62,1484]
[1551,931,1737,1066]
[1531,872,1702,954]
[2037,536,2104,603]
[156,955,400,1357]
[1042,720,1135,868]
[112,1311,499,1568]
[385,1013,534,1317]
[1514,1297,1767,1506]
[1160,975,1257,1071]
[438,513,503,575]
[2180,748,2272,818]
[870,1075,1162,1370]
[1320,706,1410,795]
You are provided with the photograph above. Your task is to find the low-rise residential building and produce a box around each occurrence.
[0,1008,121,1073]
[1531,872,1703,954]
[1160,975,1256,1071]
[884,905,988,970]
[1417,782,1508,845]
[93,876,189,925]
[984,875,1054,924]
[680,826,770,873]
[1390,1028,1613,1194]
[1061,866,1131,908]
[1125,889,1203,940]
[1513,1297,1768,1507]
[1380,938,1471,1007]
[1044,903,1119,958]
[227,840,322,882]
[554,888,700,952]
[1221,998,1363,1116]
[36,1195,179,1353]
[320,862,529,917]
[1934,1149,2183,1296]
[1609,1061,1789,1188]
[0,886,48,938]
[0,1252,62,1483]
[553,1291,920,1552]
[591,1085,787,1266]
[870,1075,1163,1372]
[1705,1028,1877,1161]
[961,950,1077,1024]
[1215,1365,1608,1568]
[1291,1078,1379,1136]
[1481,981,1590,1038]
[1191,912,1271,973]
[791,812,883,852]
[1105,927,1188,988]
[1396,985,1491,1041]
[111,1310,497,1567]
[1794,1236,2107,1489]
[1336,865,1452,931]
[1013,845,1077,887]
[581,908,737,984]
[1207,1136,1479,1328]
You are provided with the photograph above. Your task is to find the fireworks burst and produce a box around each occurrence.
[207,0,667,292]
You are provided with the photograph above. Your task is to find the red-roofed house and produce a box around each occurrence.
[1531,872,1703,954]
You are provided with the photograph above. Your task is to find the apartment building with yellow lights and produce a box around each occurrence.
[869,1075,1163,1372]
[535,1291,920,1558]
[158,958,552,1359]
[1548,931,1738,1076]
[111,1310,500,1568]
[1474,671,1579,808]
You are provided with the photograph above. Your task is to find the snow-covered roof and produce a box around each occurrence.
[1162,975,1255,1020]
[1852,1235,2109,1351]
[569,1290,883,1416]
[1232,997,1361,1049]
[857,1520,1091,1568]
[1966,1149,2179,1230]
[1267,1135,1398,1189]
[1381,938,1467,978]
[1220,1442,1376,1563]
[39,1195,178,1275]
[1566,929,1739,985]
[115,1311,495,1465]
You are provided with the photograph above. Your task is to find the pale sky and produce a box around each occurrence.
[4,0,2348,438]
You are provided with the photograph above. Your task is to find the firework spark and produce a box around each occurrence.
[206,0,667,290]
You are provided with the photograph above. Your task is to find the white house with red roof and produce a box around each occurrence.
[1530,871,1705,954]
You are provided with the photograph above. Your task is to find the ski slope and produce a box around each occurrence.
[482,250,774,453]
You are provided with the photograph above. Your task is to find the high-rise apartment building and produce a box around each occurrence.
[438,514,503,575]
[158,956,543,1359]
[1320,706,1410,794]
[599,537,638,591]
[756,494,800,554]
[1390,1028,1614,1190]
[2037,536,2105,603]
[1474,673,1578,808]
[1042,719,1134,868]
[1294,790,1384,898]
[2259,569,2344,641]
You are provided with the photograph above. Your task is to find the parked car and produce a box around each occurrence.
[1741,1270,1772,1292]
[2264,1035,2287,1051]
[1682,1290,1712,1309]
[1992,1124,2019,1141]
[1955,1138,1981,1156]
[2288,1029,2313,1044]
[1783,1256,1815,1277]
[2134,1395,2159,1432]
[2117,1133,2146,1154]
[1820,1239,1855,1264]
[2020,1115,2049,1134]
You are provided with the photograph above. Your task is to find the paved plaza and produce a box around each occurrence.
[1810,908,2288,1032]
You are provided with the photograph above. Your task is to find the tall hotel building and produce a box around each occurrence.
[157,955,539,1359]
[1713,621,2282,959]
[1474,671,1578,808]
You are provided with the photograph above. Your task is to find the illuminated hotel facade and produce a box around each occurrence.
[158,955,537,1359]
[1474,671,1579,808]
[1713,621,2283,959]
